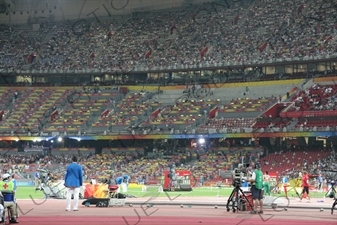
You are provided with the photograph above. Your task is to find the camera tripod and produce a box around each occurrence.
[226,184,255,213]
[325,184,337,215]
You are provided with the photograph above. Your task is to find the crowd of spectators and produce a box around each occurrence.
[0,22,51,70]
[0,148,256,185]
[1,0,336,71]
[0,145,335,189]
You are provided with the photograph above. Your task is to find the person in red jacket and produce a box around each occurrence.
[299,171,311,202]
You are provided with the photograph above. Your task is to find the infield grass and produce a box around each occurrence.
[15,186,328,199]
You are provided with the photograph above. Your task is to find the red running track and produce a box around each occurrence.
[18,216,337,225]
[16,199,337,225]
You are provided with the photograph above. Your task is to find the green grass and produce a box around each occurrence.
[16,187,44,199]
[127,186,327,198]
[130,186,233,198]
[14,186,328,199]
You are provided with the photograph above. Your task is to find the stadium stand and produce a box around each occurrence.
[199,118,257,134]
[261,149,332,174]
[219,97,276,112]
[0,143,335,188]
[288,84,337,111]
[0,1,336,72]
[0,0,337,191]
[1,77,336,135]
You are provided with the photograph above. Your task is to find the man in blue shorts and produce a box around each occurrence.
[250,163,264,214]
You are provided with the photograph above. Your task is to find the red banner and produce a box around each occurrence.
[200,47,208,57]
[297,4,305,15]
[209,107,218,119]
[151,108,161,117]
[145,50,152,58]
[325,36,333,42]
[50,110,59,122]
[258,42,268,52]
[280,110,337,118]
[27,53,37,63]
[233,15,240,25]
[101,109,109,118]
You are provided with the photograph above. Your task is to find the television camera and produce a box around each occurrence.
[35,169,67,199]
[37,169,55,184]
[226,163,254,213]
[231,164,250,188]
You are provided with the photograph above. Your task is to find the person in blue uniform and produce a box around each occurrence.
[34,171,41,190]
[122,175,130,192]
[115,176,123,193]
[115,176,123,185]
[64,156,83,211]
[11,175,17,193]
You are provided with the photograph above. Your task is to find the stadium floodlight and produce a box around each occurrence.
[198,138,205,144]
[57,137,62,142]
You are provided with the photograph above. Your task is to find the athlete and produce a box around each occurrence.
[282,175,290,199]
[263,171,271,196]
[317,174,323,191]
[299,171,310,202]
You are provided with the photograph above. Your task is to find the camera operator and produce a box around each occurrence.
[249,163,263,214]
